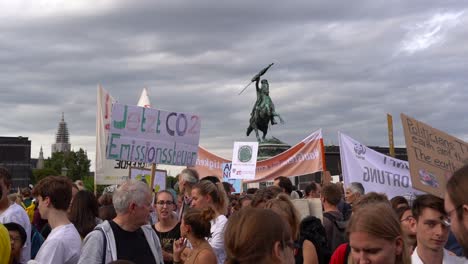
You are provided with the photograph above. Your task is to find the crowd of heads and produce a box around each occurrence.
[0,163,468,264]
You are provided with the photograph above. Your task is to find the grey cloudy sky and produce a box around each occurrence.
[1,1,467,171]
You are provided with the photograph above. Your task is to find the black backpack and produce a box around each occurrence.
[323,212,348,252]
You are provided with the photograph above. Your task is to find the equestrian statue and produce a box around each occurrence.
[241,63,284,142]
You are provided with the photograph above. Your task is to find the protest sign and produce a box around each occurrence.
[230,142,259,180]
[153,169,167,193]
[193,129,325,182]
[107,103,201,166]
[129,167,152,185]
[339,132,422,199]
[129,167,166,193]
[401,114,468,198]
[221,162,242,193]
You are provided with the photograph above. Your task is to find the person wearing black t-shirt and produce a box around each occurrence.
[78,180,163,264]
[153,190,181,264]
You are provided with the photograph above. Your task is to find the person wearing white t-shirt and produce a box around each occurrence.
[190,180,228,264]
[29,176,81,264]
[411,194,467,264]
[0,167,31,263]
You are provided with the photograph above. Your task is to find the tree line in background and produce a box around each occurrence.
[32,149,178,194]
[32,148,91,184]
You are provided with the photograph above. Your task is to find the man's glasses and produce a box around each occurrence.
[156,201,175,206]
[444,205,463,226]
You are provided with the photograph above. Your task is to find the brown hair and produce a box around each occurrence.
[352,192,389,212]
[412,194,446,220]
[193,180,228,214]
[183,207,215,239]
[32,176,73,210]
[68,190,99,237]
[224,207,292,264]
[274,176,293,194]
[0,167,12,187]
[446,164,468,220]
[251,186,282,208]
[347,202,410,264]
[264,193,301,240]
[390,196,409,210]
[321,183,342,206]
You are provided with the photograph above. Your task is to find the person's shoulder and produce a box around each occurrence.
[196,248,217,264]
[443,249,467,263]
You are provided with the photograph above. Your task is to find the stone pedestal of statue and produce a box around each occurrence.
[257,137,291,161]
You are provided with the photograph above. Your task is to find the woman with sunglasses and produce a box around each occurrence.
[154,190,181,264]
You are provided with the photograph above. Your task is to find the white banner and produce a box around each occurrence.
[339,132,422,199]
[107,103,201,166]
[230,142,259,180]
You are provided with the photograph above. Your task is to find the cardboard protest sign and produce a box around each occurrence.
[401,114,468,198]
[107,103,201,166]
[230,142,259,180]
[340,132,422,199]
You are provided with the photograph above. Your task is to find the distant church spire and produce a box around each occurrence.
[37,146,44,169]
[52,113,71,154]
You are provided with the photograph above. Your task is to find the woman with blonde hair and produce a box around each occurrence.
[347,202,410,264]
[173,208,217,264]
[265,194,325,264]
[190,180,228,264]
[224,207,295,264]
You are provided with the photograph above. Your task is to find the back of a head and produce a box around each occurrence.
[305,182,318,197]
[349,182,365,195]
[251,186,282,208]
[183,207,215,239]
[347,202,409,263]
[352,192,389,212]
[412,194,446,221]
[390,196,409,210]
[32,176,73,211]
[201,175,220,184]
[113,180,150,214]
[321,183,342,206]
[265,193,301,240]
[21,187,31,198]
[224,207,292,264]
[69,190,99,237]
[446,164,468,219]
[0,166,12,187]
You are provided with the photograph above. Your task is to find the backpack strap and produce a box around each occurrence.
[95,227,107,264]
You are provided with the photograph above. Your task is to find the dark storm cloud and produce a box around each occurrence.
[0,0,467,166]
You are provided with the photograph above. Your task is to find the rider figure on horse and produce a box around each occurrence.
[250,77,280,126]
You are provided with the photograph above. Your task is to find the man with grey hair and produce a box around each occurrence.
[344,182,365,206]
[177,168,199,218]
[78,180,163,264]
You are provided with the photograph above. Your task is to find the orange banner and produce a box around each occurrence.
[192,130,324,182]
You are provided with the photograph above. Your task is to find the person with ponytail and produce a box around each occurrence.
[172,208,217,264]
[190,180,228,264]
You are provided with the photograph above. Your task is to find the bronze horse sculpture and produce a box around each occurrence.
[246,76,284,142]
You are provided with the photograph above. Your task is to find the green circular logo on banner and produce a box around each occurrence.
[238,145,253,163]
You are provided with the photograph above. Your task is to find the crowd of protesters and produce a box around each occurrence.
[0,164,468,264]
